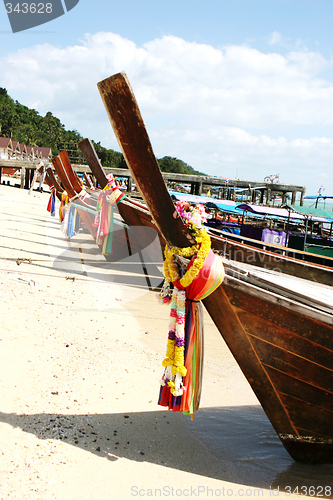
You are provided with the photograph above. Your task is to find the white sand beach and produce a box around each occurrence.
[0,180,332,500]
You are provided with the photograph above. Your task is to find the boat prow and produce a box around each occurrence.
[93,72,333,464]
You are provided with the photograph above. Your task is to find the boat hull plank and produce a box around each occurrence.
[250,336,333,409]
[267,367,333,415]
[254,341,333,394]
[236,312,333,369]
[281,395,333,438]
[225,283,333,341]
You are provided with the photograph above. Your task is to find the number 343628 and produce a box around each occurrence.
[5,3,53,14]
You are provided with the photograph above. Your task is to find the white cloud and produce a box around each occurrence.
[0,32,333,194]
[268,31,283,45]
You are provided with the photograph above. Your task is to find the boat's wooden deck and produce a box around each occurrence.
[222,257,333,315]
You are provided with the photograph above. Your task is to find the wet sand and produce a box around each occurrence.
[0,180,332,499]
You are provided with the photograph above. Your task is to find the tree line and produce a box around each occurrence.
[0,87,205,175]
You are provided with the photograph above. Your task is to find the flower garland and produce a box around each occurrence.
[161,287,187,396]
[158,200,211,414]
[162,200,210,289]
[163,228,211,289]
[173,200,207,228]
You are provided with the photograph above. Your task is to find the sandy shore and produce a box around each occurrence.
[0,181,332,500]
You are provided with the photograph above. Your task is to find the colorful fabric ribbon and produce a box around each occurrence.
[46,187,56,217]
[67,205,81,238]
[158,249,224,418]
[93,175,126,255]
[59,192,68,223]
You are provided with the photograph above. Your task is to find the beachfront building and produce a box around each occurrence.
[0,137,13,159]
[19,143,28,160]
[0,137,53,161]
[25,145,37,161]
[36,146,52,161]
[10,140,21,159]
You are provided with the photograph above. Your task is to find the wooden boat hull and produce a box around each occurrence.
[39,165,64,201]
[97,71,333,463]
[78,138,167,251]
[209,232,333,287]
[208,277,333,464]
[51,152,162,263]
[2,167,19,175]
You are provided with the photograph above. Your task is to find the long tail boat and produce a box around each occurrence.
[51,150,161,264]
[171,192,333,274]
[95,71,333,464]
[78,137,166,250]
[38,164,63,201]
[209,230,333,286]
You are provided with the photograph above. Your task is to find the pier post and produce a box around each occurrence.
[266,188,271,205]
[191,181,202,195]
[20,167,25,189]
[291,191,296,205]
[24,168,31,189]
[300,191,304,207]
[259,189,264,204]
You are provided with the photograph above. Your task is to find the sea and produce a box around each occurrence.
[297,198,333,211]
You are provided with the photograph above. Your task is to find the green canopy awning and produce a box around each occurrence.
[286,205,333,221]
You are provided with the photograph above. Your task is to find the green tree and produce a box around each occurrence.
[158,156,204,175]
[0,88,206,176]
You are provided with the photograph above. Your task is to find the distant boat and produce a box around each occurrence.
[169,191,333,283]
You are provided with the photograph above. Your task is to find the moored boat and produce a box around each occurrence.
[96,71,333,463]
[171,192,333,283]
[51,150,162,265]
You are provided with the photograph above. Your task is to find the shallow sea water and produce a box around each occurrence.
[187,405,333,496]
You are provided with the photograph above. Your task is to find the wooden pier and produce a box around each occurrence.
[0,159,306,205]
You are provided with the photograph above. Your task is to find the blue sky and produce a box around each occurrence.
[1,0,333,197]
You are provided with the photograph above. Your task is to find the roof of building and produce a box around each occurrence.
[25,145,36,154]
[237,203,333,223]
[11,140,20,151]
[37,147,52,158]
[0,137,12,148]
[0,137,52,161]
